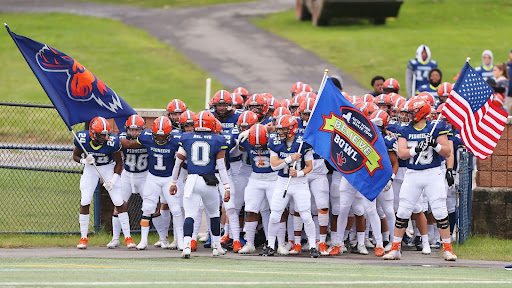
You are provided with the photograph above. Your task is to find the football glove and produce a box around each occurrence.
[80,154,95,165]
[446,168,454,187]
[237,129,250,143]
[103,174,119,192]
[384,178,393,191]
[425,134,438,148]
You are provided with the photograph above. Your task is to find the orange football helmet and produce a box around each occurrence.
[166,99,187,127]
[289,94,306,114]
[125,114,145,139]
[281,99,291,109]
[89,116,111,144]
[370,110,390,128]
[245,94,269,118]
[179,110,196,132]
[214,118,222,134]
[248,124,269,149]
[299,97,315,123]
[231,92,245,109]
[152,116,173,145]
[408,98,432,122]
[383,78,400,93]
[374,93,393,109]
[304,92,317,100]
[437,82,452,103]
[237,110,259,131]
[194,110,217,132]
[417,91,436,106]
[211,90,233,117]
[272,107,291,125]
[275,114,298,140]
[361,94,375,103]
[232,87,250,98]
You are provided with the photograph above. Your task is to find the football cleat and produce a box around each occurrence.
[414,236,422,251]
[220,234,230,245]
[232,240,242,253]
[106,239,120,249]
[285,241,294,251]
[431,239,441,249]
[288,243,302,255]
[77,238,88,249]
[383,243,401,260]
[277,243,289,255]
[168,239,178,250]
[203,235,212,248]
[310,247,320,258]
[136,242,148,250]
[374,244,385,257]
[261,245,275,257]
[212,243,227,256]
[422,242,431,255]
[199,233,209,242]
[443,243,457,261]
[191,240,197,252]
[153,238,163,247]
[182,244,191,259]
[365,237,375,248]
[357,244,369,255]
[301,242,310,252]
[161,239,170,249]
[384,242,392,252]
[125,237,136,249]
[318,242,329,256]
[239,243,256,254]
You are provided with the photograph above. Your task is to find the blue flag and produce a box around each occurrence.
[5,25,135,131]
[303,78,392,201]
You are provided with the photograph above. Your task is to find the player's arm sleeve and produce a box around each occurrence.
[405,67,414,97]
[216,153,229,186]
[171,147,187,183]
[270,150,288,171]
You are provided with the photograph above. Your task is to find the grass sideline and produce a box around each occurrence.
[1,13,222,110]
[57,0,256,8]
[253,0,512,94]
[1,257,512,287]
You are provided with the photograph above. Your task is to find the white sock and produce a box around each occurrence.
[421,234,429,245]
[434,226,440,240]
[304,219,316,249]
[267,222,279,249]
[79,214,89,239]
[172,212,184,248]
[152,215,166,240]
[245,221,258,245]
[330,231,338,244]
[382,231,390,243]
[277,222,286,245]
[260,210,270,238]
[393,236,402,243]
[161,209,171,239]
[226,209,240,241]
[140,225,150,245]
[184,236,192,247]
[117,212,131,238]
[192,213,202,241]
[427,224,435,243]
[287,214,294,242]
[111,215,121,240]
[412,220,420,236]
[441,237,451,244]
[293,215,303,234]
[313,215,320,240]
[357,232,365,245]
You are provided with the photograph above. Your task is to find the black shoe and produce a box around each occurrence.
[414,236,422,251]
[310,247,319,258]
[223,238,234,251]
[261,245,274,257]
[351,245,358,254]
[383,240,389,248]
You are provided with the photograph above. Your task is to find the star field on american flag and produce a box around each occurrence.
[456,67,494,113]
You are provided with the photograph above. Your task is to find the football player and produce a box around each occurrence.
[212,90,242,132]
[107,115,147,249]
[170,111,231,258]
[119,116,183,250]
[384,99,457,261]
[262,114,319,258]
[73,117,132,249]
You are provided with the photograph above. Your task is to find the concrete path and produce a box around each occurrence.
[0,246,509,270]
[0,0,368,98]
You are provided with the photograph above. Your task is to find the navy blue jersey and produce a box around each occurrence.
[258,116,272,125]
[397,121,449,170]
[407,59,438,95]
[387,122,400,134]
[383,134,397,153]
[240,140,273,173]
[119,132,149,173]
[137,129,180,177]
[219,110,243,132]
[179,132,228,175]
[452,131,466,171]
[74,130,121,166]
[268,136,313,178]
[475,65,494,81]
[219,128,238,170]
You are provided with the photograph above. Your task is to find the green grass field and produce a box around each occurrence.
[0,256,511,287]
[57,0,256,8]
[253,0,512,93]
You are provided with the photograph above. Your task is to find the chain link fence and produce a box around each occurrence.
[0,102,146,233]
[456,150,473,244]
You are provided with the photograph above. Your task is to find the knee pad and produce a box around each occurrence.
[269,211,283,224]
[395,216,409,229]
[331,204,341,216]
[430,198,448,220]
[436,216,450,229]
[170,205,182,217]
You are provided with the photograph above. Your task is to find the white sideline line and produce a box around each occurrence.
[1,281,512,286]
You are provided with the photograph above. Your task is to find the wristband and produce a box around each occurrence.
[391,173,395,180]
[409,147,418,157]
[111,173,120,185]
[284,156,292,165]
[296,170,305,177]
[171,180,177,186]
[80,158,87,165]
[434,143,442,153]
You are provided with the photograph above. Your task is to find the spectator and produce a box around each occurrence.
[417,68,442,99]
[494,63,510,112]
[474,50,494,81]
[506,49,512,97]
[331,75,343,92]
[406,44,438,97]
[370,75,385,96]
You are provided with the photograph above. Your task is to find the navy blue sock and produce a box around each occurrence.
[448,212,456,235]
[210,217,221,237]
[184,217,194,237]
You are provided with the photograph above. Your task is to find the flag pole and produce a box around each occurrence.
[283,69,329,198]
[71,129,106,183]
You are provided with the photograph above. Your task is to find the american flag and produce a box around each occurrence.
[441,61,508,160]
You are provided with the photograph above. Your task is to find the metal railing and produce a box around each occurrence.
[456,150,473,244]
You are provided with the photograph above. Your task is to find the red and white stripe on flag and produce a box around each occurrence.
[442,90,508,160]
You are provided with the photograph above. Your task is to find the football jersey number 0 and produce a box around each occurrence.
[191,141,210,166]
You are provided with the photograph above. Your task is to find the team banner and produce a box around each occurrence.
[303,78,392,201]
[5,24,135,130]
